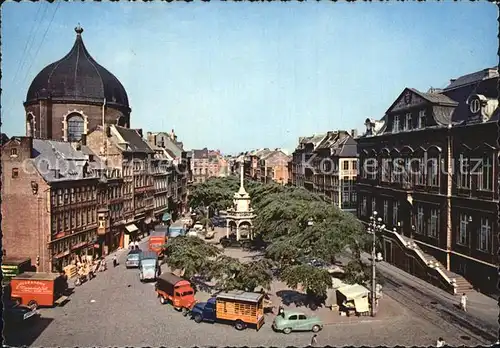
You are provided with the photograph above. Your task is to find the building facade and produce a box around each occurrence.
[289,131,358,212]
[1,26,194,273]
[310,131,358,212]
[256,149,291,185]
[86,125,155,248]
[356,67,499,296]
[191,148,225,184]
[1,137,110,272]
[147,130,192,219]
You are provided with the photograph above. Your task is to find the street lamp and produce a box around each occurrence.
[367,210,385,317]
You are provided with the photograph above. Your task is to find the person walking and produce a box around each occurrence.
[310,334,318,347]
[112,255,117,268]
[436,337,445,347]
[460,293,468,312]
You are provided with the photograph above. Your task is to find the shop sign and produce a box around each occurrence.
[15,281,51,295]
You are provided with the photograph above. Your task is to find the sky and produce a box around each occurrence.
[1,2,497,155]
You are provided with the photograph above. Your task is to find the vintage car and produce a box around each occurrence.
[272,310,323,334]
[219,235,252,249]
[204,230,215,240]
[125,249,142,269]
[4,299,39,328]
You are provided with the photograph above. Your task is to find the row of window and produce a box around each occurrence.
[134,175,153,188]
[392,110,427,133]
[109,203,123,220]
[155,178,170,191]
[457,156,494,191]
[50,208,97,235]
[51,186,97,207]
[360,197,493,252]
[414,205,439,238]
[51,230,97,255]
[360,155,494,192]
[154,195,169,209]
[134,195,154,210]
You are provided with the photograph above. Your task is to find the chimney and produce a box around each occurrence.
[449,78,456,84]
[136,129,143,137]
[351,129,358,138]
[81,134,87,146]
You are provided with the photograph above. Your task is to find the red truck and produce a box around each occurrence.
[155,272,196,313]
[149,227,168,258]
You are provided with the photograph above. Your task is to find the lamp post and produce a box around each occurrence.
[367,210,385,317]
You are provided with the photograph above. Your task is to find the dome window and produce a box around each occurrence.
[67,114,85,141]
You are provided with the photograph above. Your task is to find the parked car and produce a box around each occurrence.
[187,230,198,238]
[126,249,142,269]
[303,258,343,275]
[139,251,160,282]
[219,235,252,249]
[193,223,204,231]
[205,230,215,239]
[272,310,323,334]
[4,299,39,328]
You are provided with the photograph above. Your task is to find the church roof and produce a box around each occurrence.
[25,25,130,110]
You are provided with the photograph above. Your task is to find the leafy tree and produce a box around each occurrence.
[164,236,220,280]
[209,255,273,292]
[188,176,370,295]
[280,264,332,299]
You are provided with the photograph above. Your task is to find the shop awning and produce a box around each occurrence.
[125,224,139,233]
[162,213,171,222]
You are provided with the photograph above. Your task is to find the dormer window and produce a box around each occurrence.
[404,113,412,131]
[10,148,18,156]
[418,110,426,128]
[470,98,481,114]
[393,115,400,133]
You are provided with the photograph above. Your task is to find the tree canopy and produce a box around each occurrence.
[185,176,371,299]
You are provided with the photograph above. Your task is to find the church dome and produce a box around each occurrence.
[25,25,130,110]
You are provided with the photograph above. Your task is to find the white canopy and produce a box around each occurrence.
[337,284,370,301]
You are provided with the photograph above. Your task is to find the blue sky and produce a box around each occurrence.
[2,2,497,154]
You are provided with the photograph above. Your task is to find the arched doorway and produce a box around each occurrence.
[228,220,237,232]
[66,113,85,141]
[238,221,252,240]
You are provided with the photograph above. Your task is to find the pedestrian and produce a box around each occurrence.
[460,293,468,312]
[310,334,318,347]
[436,337,445,347]
[112,255,117,268]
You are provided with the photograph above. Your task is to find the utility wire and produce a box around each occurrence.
[2,3,49,121]
[11,3,46,86]
[21,1,61,88]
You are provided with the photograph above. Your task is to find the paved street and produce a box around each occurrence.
[5,233,493,347]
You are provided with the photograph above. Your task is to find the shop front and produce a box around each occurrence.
[124,224,139,248]
[111,227,123,251]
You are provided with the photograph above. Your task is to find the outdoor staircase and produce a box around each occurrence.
[395,233,473,295]
[418,250,474,294]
